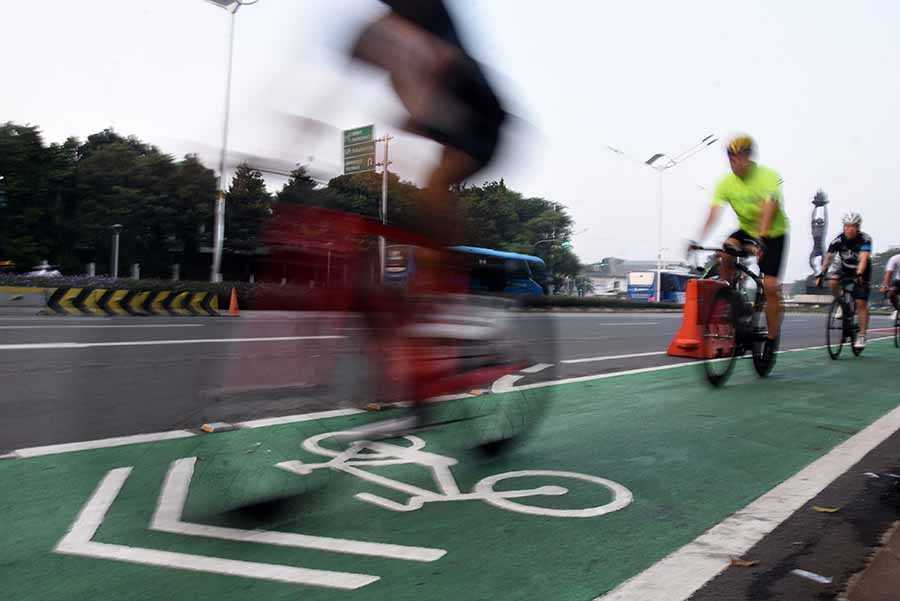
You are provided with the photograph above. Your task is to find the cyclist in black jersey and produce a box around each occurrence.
[817,212,873,349]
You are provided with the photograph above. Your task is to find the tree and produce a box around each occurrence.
[169,155,216,276]
[224,163,272,253]
[276,166,318,205]
[573,275,595,297]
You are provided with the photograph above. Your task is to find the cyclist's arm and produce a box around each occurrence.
[857,251,870,277]
[819,253,833,279]
[696,204,722,243]
[882,268,893,289]
[757,196,777,239]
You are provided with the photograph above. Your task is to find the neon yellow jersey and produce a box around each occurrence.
[711,164,788,238]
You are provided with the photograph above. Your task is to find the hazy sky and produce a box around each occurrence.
[3,0,900,280]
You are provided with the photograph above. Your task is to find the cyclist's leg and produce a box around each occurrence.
[890,285,900,310]
[758,234,787,341]
[827,277,840,298]
[855,280,871,335]
[762,275,783,339]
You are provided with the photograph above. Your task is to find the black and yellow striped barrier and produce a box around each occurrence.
[44,288,219,316]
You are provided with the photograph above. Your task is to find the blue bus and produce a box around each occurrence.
[385,245,548,295]
[626,270,696,303]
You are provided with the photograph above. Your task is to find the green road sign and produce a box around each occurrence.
[343,125,376,175]
[3,340,899,600]
[344,141,376,160]
[344,154,376,175]
[343,125,374,146]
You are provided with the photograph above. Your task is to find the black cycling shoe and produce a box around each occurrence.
[763,337,779,363]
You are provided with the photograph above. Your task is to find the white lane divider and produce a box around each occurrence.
[491,362,552,392]
[0,324,205,330]
[562,351,669,364]
[595,400,900,601]
[0,335,344,351]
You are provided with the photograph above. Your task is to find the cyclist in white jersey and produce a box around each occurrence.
[880,253,900,313]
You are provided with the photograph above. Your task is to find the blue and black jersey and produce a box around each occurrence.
[827,232,873,278]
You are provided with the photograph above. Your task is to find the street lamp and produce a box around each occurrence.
[607,134,718,301]
[202,0,259,283]
[110,224,123,280]
[533,228,589,250]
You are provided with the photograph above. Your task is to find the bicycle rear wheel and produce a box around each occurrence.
[895,314,899,348]
[411,295,557,457]
[826,299,844,359]
[702,288,740,387]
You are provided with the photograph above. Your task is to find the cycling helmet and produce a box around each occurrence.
[842,212,862,225]
[727,134,755,156]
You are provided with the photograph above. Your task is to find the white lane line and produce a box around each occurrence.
[236,408,364,429]
[55,467,378,589]
[521,363,553,374]
[510,336,893,392]
[152,457,445,562]
[4,408,368,458]
[594,400,900,601]
[9,430,196,459]
[0,335,344,351]
[562,351,669,364]
[0,324,205,330]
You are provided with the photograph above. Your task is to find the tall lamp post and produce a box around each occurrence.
[607,134,718,301]
[202,0,259,282]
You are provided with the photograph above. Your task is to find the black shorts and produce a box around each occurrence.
[727,230,787,278]
[829,270,871,301]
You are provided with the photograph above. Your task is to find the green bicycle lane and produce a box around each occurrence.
[1,341,898,601]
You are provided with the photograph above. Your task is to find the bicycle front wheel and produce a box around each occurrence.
[826,299,844,359]
[702,288,740,387]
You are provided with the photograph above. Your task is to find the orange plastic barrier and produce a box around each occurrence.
[667,279,726,358]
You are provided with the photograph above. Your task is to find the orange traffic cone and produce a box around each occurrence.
[666,279,725,358]
[228,288,239,316]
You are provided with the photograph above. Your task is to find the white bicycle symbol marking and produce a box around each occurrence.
[276,431,633,518]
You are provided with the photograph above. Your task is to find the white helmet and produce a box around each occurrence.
[842,212,862,225]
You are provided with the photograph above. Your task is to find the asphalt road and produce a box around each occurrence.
[1,309,898,601]
[0,310,895,452]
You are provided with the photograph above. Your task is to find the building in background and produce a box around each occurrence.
[582,257,694,297]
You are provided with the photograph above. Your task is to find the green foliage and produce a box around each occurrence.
[0,124,217,277]
[225,163,271,253]
[0,122,583,286]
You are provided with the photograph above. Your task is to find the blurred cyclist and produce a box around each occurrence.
[351,0,506,246]
[692,134,789,361]
[816,212,872,350]
[880,252,900,314]
[342,1,515,428]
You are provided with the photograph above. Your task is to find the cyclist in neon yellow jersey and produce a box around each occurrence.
[693,135,789,361]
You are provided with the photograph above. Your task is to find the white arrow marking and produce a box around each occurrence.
[152,457,446,562]
[55,467,379,589]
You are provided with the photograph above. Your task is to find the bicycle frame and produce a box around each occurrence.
[694,245,767,344]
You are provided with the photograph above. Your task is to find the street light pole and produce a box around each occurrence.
[204,0,258,283]
[376,135,392,282]
[608,134,718,302]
